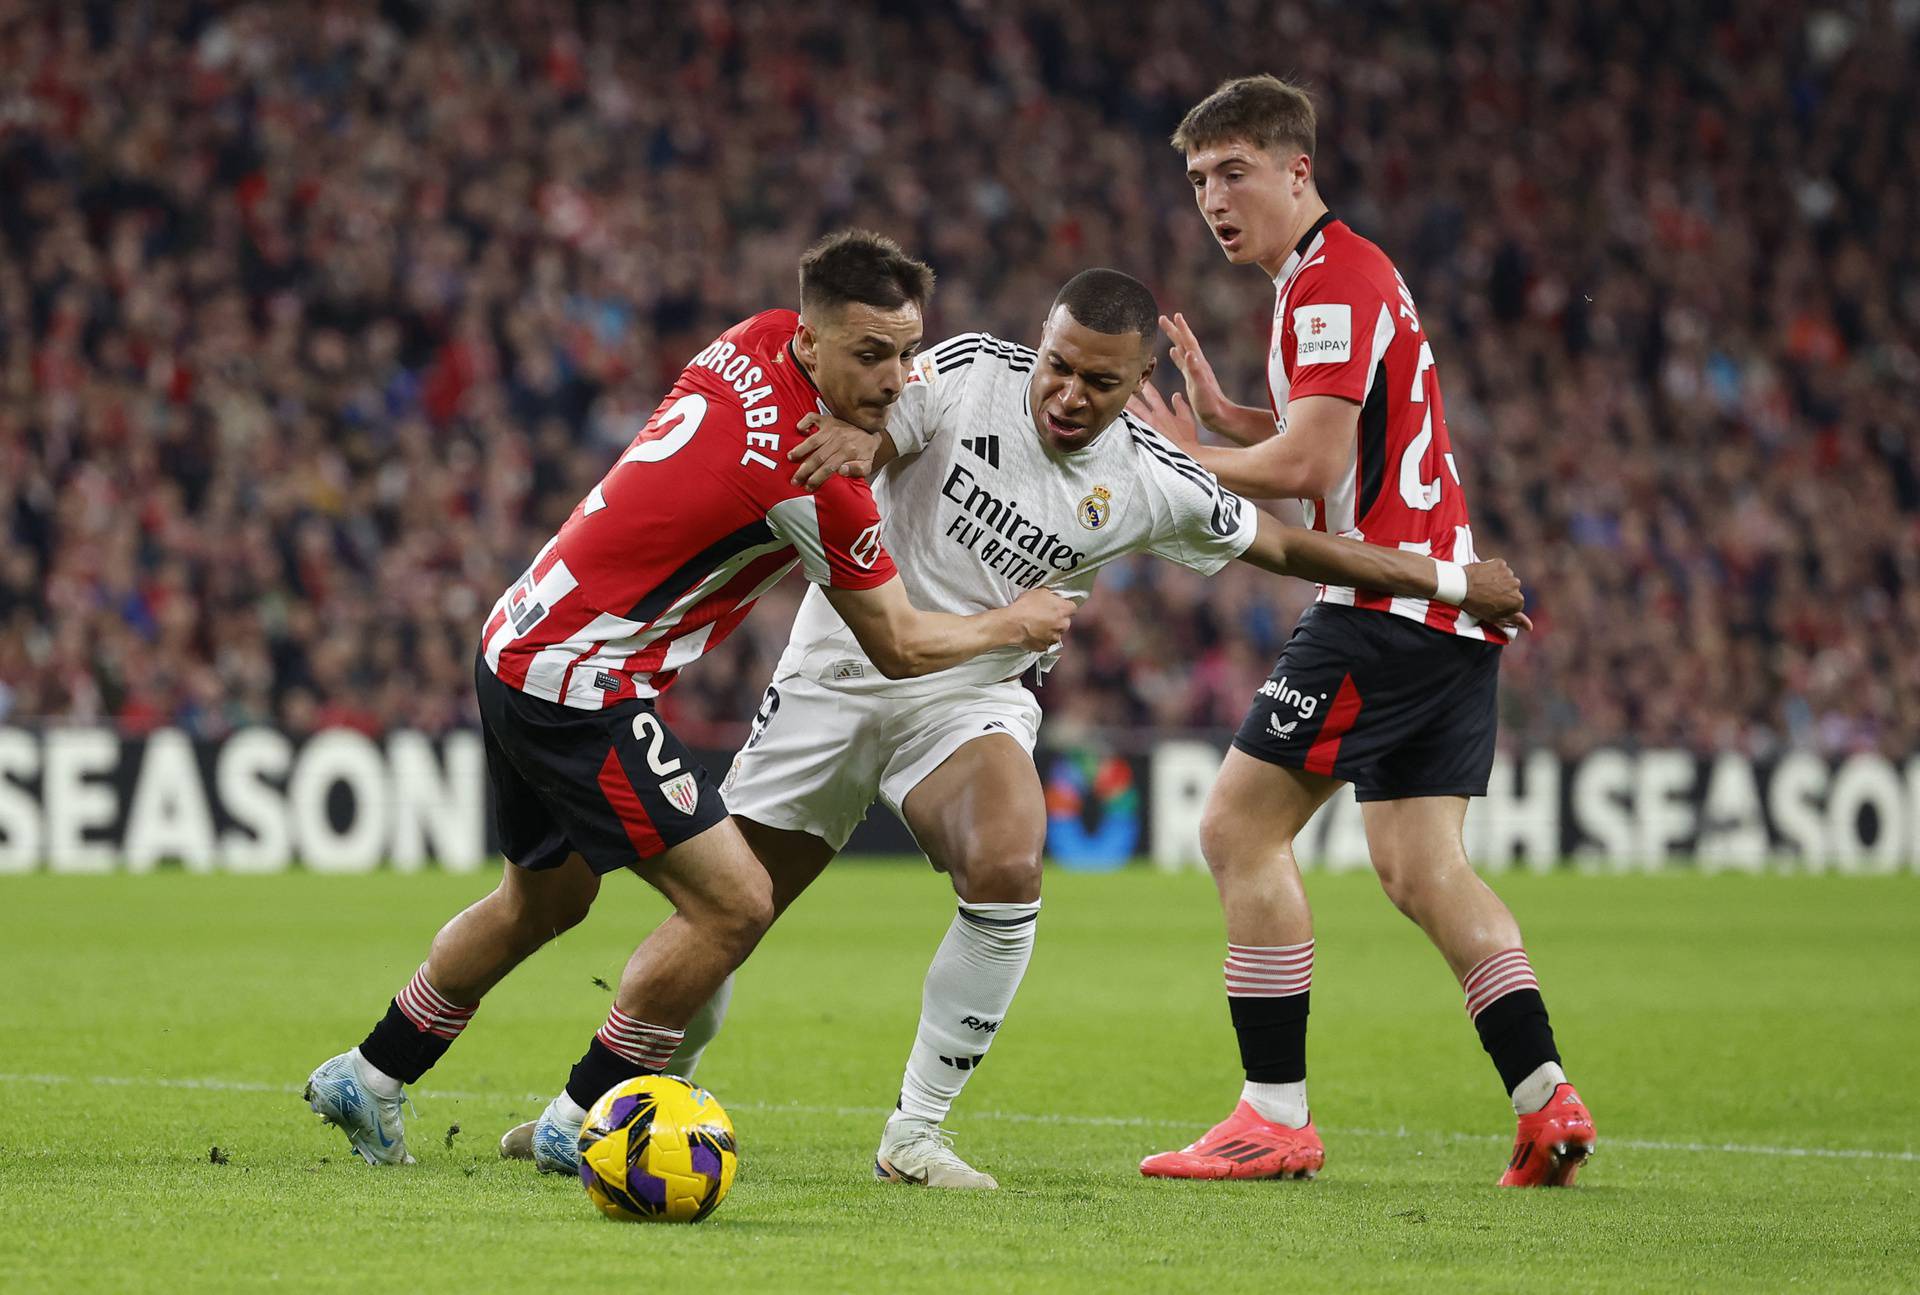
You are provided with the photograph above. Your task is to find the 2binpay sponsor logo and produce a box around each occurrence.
[1292,303,1352,366]
[1259,675,1326,719]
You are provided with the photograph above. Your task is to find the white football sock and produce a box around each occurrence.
[551,1089,588,1125]
[1511,1060,1567,1115]
[894,900,1040,1124]
[349,1047,403,1100]
[1240,1079,1310,1128]
[663,974,733,1080]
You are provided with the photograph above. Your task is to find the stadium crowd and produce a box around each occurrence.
[2,0,1916,758]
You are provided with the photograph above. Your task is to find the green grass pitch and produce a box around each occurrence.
[2,864,1917,1292]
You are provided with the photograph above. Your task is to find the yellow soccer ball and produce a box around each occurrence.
[578,1074,738,1223]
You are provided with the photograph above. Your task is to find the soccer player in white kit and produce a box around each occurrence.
[501,269,1529,1186]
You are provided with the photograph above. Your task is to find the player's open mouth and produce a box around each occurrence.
[1045,411,1085,436]
[1214,223,1241,249]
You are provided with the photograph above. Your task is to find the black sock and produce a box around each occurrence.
[1227,991,1310,1084]
[565,1034,652,1111]
[1473,989,1561,1094]
[358,1001,455,1085]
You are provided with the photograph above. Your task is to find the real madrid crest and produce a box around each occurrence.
[1078,485,1112,530]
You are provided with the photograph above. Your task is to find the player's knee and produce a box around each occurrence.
[1198,804,1281,884]
[1196,802,1235,870]
[497,879,596,943]
[739,882,777,938]
[1374,867,1418,917]
[713,896,775,955]
[697,869,777,954]
[950,841,1043,904]
[545,892,598,936]
[1372,855,1438,919]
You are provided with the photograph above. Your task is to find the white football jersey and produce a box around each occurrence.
[778,332,1259,693]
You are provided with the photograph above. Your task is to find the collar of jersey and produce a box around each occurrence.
[1272,210,1338,287]
[786,336,826,402]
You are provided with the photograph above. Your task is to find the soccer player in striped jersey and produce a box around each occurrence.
[500,267,1531,1187]
[302,231,1075,1167]
[1133,76,1596,1186]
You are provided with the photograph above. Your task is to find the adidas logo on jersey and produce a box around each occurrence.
[962,435,1000,467]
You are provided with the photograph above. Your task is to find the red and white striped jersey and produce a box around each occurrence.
[1268,215,1508,644]
[481,309,898,709]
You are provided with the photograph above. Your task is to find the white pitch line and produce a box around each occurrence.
[2,1071,1915,1165]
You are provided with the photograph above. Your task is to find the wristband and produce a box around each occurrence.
[1432,559,1468,606]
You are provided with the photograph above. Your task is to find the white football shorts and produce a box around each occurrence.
[720,664,1042,853]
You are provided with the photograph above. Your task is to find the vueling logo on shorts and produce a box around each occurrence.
[1258,675,1325,718]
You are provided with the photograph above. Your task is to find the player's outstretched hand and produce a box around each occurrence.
[1463,559,1534,633]
[1160,312,1232,434]
[789,412,881,490]
[1006,588,1076,651]
[1127,383,1201,452]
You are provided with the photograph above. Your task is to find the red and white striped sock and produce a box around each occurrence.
[1461,947,1540,1019]
[394,964,477,1041]
[595,1006,684,1072]
[1226,941,1314,1128]
[1463,947,1566,1114]
[1225,940,1315,997]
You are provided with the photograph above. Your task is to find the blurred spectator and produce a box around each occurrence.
[1,0,1915,758]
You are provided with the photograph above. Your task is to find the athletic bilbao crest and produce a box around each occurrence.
[660,773,698,815]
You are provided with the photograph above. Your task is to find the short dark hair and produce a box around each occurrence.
[1053,268,1159,344]
[1172,74,1316,161]
[798,229,935,316]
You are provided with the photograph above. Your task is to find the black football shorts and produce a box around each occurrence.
[474,653,729,873]
[1232,603,1502,802]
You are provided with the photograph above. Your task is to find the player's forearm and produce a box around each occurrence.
[1203,400,1280,446]
[1241,517,1460,604]
[869,607,1022,678]
[1192,439,1323,501]
[826,579,1033,679]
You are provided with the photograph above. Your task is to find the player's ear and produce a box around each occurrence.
[794,316,818,366]
[1138,352,1157,389]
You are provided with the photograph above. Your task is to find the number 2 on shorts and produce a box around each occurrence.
[630,712,682,776]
